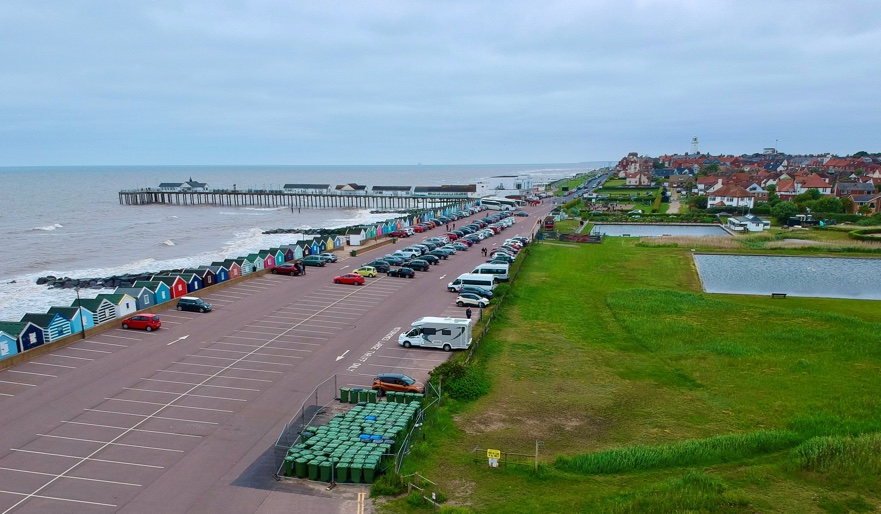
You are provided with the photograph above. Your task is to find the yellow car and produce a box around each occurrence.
[354,266,378,278]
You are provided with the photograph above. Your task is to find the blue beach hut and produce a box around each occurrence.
[205,265,229,283]
[47,306,95,334]
[133,281,172,305]
[0,322,45,352]
[0,329,19,361]
[114,286,155,310]
[20,313,72,342]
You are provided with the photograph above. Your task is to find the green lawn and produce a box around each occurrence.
[379,240,881,513]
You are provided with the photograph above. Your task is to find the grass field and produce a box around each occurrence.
[379,240,881,513]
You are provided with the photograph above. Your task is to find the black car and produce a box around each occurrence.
[421,254,439,265]
[428,250,449,260]
[408,259,430,271]
[513,211,529,217]
[387,267,416,278]
[362,260,390,273]
[176,296,212,313]
[459,285,493,299]
[382,255,405,265]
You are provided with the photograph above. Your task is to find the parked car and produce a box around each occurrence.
[458,285,494,299]
[270,263,302,276]
[513,211,529,217]
[387,267,416,278]
[408,259,430,271]
[362,260,391,273]
[382,255,405,265]
[177,296,212,313]
[318,252,338,263]
[421,254,439,265]
[388,230,410,238]
[372,373,425,395]
[456,293,490,308]
[121,314,161,331]
[452,242,469,251]
[334,273,365,285]
[354,266,378,278]
[301,255,326,267]
[428,249,449,260]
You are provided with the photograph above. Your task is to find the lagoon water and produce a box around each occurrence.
[693,254,881,300]
[592,224,730,237]
[0,163,598,320]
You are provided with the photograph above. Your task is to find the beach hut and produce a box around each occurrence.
[47,306,95,334]
[257,251,277,269]
[133,281,172,305]
[245,254,265,271]
[174,273,203,293]
[267,248,286,264]
[306,239,321,255]
[152,276,188,299]
[277,246,295,262]
[365,225,377,239]
[76,297,117,325]
[217,260,243,279]
[20,313,72,343]
[333,235,345,248]
[183,268,215,288]
[0,321,46,352]
[114,286,155,310]
[0,329,19,360]
[204,265,229,283]
[97,293,138,319]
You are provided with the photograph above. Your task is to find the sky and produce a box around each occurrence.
[1,1,879,166]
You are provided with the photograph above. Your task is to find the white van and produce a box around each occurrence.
[471,263,510,282]
[398,317,473,351]
[447,273,496,292]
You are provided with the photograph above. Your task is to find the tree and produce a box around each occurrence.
[840,196,853,213]
[653,161,666,169]
[689,195,708,209]
[772,201,798,224]
[806,196,844,213]
[858,204,872,216]
[853,151,869,158]
[701,163,720,175]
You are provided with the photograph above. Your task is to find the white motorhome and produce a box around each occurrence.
[447,273,497,292]
[471,263,510,281]
[398,317,473,351]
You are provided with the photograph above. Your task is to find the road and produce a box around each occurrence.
[0,202,552,514]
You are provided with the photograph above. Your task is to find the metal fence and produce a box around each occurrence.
[392,381,441,474]
[273,374,341,474]
[471,447,535,469]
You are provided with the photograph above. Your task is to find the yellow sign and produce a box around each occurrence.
[486,449,501,459]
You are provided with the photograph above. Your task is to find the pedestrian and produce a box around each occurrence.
[452,223,455,229]
[465,308,472,319]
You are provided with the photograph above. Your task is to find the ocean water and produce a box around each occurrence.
[0,163,599,320]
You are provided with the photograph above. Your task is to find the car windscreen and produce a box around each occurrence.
[401,376,415,385]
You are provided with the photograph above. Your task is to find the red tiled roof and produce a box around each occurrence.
[709,184,752,198]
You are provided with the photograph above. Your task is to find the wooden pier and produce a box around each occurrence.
[118,189,469,210]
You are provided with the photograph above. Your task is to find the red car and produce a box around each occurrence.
[389,230,409,238]
[121,314,161,331]
[333,273,366,285]
[443,232,459,241]
[270,263,302,276]
[412,225,425,233]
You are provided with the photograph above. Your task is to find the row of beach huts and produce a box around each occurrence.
[0,208,468,364]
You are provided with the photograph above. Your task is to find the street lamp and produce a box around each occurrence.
[75,285,86,339]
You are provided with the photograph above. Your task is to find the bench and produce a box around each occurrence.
[771,293,787,299]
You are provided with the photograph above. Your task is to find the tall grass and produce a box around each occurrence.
[555,430,802,474]
[792,433,881,474]
[585,471,751,514]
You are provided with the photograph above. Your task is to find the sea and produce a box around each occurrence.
[0,163,601,321]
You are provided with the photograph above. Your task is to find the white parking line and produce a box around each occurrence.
[210,341,311,353]
[10,449,164,469]
[168,361,283,374]
[0,466,141,487]
[30,362,76,369]
[60,420,203,438]
[157,314,193,320]
[124,387,247,402]
[155,369,273,382]
[8,370,56,378]
[0,392,13,397]
[67,347,111,354]
[183,355,295,366]
[141,378,261,392]
[0,379,36,387]
[378,354,450,362]
[0,487,117,508]
[363,363,437,372]
[83,408,220,424]
[45,354,94,361]
[99,333,143,341]
[37,434,185,452]
[103,397,234,413]
[81,340,127,348]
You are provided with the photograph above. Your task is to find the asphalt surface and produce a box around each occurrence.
[0,202,552,514]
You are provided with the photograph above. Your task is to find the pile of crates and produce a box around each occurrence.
[282,397,423,483]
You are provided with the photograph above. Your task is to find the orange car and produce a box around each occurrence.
[372,373,425,395]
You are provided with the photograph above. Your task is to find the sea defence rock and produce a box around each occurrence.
[36,273,156,290]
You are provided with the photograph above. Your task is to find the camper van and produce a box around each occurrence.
[447,273,497,292]
[471,263,510,282]
[398,317,473,351]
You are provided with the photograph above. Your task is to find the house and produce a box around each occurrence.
[133,280,173,304]
[75,297,118,325]
[20,312,72,342]
[797,174,832,195]
[834,181,876,198]
[97,293,138,318]
[335,183,368,194]
[114,286,155,310]
[696,177,724,195]
[0,322,45,352]
[625,171,653,186]
[776,179,798,200]
[47,306,95,334]
[158,178,209,192]
[707,184,755,209]
[848,193,881,215]
[744,183,769,201]
[0,328,19,360]
[372,185,412,196]
[151,276,189,298]
[727,215,771,232]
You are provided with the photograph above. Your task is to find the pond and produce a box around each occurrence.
[592,224,730,237]
[693,254,881,300]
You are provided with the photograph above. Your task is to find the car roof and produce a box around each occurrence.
[376,372,410,380]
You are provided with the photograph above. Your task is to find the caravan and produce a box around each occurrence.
[398,317,473,351]
[471,263,510,282]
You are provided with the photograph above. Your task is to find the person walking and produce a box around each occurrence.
[465,308,472,319]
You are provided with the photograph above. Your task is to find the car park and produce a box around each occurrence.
[318,252,338,263]
[456,293,490,308]
[387,267,415,278]
[372,373,425,395]
[270,263,303,276]
[121,314,161,331]
[354,266,378,277]
[177,296,212,313]
[334,273,365,285]
[301,255,326,267]
[408,259,430,271]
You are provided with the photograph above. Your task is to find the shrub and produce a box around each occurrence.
[370,472,405,497]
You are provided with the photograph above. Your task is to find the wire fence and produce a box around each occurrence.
[393,380,441,474]
[273,374,340,474]
[471,447,535,469]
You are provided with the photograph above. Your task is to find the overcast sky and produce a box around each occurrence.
[1,1,879,166]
